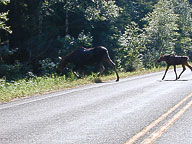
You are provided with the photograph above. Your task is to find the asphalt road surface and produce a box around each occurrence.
[0,68,192,144]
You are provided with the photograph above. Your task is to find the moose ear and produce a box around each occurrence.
[58,56,63,60]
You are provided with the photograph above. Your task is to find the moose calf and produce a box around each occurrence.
[157,54,192,80]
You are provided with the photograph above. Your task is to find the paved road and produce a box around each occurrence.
[0,68,192,144]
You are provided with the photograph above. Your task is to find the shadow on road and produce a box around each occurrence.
[158,79,191,82]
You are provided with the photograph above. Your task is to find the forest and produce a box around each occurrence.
[1,0,192,81]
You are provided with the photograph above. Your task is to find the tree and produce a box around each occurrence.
[117,22,145,71]
[142,0,179,68]
[172,0,192,56]
[0,0,11,33]
[85,0,120,22]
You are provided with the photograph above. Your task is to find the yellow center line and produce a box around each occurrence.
[141,99,192,144]
[125,93,192,144]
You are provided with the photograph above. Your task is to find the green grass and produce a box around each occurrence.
[0,67,165,103]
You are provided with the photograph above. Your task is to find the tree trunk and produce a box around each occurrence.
[38,0,43,38]
[65,9,69,35]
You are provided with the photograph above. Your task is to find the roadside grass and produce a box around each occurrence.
[0,67,165,103]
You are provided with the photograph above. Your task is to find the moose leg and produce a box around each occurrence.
[162,65,170,80]
[81,67,85,78]
[98,63,105,77]
[104,58,119,82]
[185,62,192,71]
[72,67,80,78]
[73,71,80,78]
[173,65,178,80]
[178,64,186,79]
[78,66,85,78]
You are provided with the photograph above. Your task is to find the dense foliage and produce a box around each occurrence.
[0,0,192,80]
